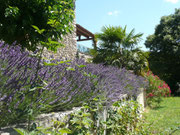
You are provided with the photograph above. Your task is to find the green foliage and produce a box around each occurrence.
[0,0,75,51]
[105,100,150,135]
[145,71,171,108]
[15,97,180,135]
[4,6,20,18]
[14,128,42,135]
[145,8,180,94]
[38,120,72,135]
[92,25,149,74]
[43,60,71,66]
[112,48,149,75]
[26,98,152,135]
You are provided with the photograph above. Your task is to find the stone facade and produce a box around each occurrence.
[78,52,93,62]
[42,2,77,60]
[42,25,77,60]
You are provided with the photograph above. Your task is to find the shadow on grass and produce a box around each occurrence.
[151,105,165,110]
[169,126,180,135]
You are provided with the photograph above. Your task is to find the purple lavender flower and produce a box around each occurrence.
[0,41,147,127]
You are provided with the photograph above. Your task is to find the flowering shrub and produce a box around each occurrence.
[0,41,147,127]
[145,71,171,107]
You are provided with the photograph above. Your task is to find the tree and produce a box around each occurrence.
[95,26,142,50]
[145,9,180,94]
[92,25,148,74]
[0,0,75,51]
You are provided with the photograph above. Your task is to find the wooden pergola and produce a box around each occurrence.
[76,24,97,48]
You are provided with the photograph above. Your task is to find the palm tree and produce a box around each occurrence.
[95,25,143,50]
[92,26,142,64]
[91,25,148,75]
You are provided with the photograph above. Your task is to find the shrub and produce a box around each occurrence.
[22,99,151,135]
[0,41,147,127]
[145,71,171,107]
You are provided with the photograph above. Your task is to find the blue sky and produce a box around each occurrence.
[76,0,180,50]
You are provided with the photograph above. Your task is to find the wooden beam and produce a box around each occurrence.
[77,31,89,38]
[76,24,94,38]
[78,35,81,41]
[77,27,91,38]
[77,38,94,42]
[76,24,97,48]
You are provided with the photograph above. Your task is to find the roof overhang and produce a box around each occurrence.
[76,24,96,49]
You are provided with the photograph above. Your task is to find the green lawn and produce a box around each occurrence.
[144,97,180,135]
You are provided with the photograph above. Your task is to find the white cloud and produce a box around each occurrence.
[107,10,120,16]
[165,0,179,4]
[108,12,113,16]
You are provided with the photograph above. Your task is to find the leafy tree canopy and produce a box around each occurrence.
[145,9,180,94]
[145,9,180,54]
[0,0,75,51]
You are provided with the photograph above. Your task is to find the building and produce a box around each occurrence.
[43,3,95,60]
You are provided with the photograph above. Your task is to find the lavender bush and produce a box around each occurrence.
[0,41,147,127]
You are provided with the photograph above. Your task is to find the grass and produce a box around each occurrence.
[144,97,180,135]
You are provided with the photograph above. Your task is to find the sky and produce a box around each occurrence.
[76,0,180,50]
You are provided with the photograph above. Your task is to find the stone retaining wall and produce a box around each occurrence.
[0,89,146,135]
[137,88,146,110]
